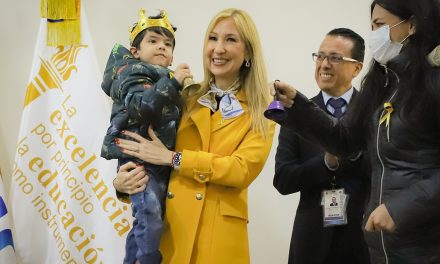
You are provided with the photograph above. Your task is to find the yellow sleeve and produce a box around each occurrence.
[179,122,275,189]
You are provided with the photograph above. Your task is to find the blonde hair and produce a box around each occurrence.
[185,8,271,137]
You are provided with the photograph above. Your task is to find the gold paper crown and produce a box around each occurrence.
[129,9,176,45]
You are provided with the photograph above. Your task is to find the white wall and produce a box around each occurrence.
[0,0,371,263]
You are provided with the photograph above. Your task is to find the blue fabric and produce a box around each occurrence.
[0,196,7,218]
[0,229,13,251]
[0,196,14,251]
[123,167,168,264]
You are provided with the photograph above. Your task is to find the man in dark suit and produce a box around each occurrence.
[274,28,370,264]
[330,197,338,207]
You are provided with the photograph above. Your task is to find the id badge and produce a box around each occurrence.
[321,188,349,227]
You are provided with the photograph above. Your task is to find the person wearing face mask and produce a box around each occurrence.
[369,19,411,66]
[270,0,440,263]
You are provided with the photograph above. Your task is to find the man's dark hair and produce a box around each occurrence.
[327,28,365,62]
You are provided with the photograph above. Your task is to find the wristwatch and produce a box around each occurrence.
[172,152,182,170]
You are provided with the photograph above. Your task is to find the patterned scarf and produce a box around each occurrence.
[197,79,244,119]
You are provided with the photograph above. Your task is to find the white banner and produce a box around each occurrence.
[0,169,16,264]
[10,12,131,264]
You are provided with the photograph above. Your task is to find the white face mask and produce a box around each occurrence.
[369,20,409,65]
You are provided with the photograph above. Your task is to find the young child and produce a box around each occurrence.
[100,9,191,264]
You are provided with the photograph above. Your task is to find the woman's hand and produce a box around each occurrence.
[113,162,148,195]
[117,126,174,166]
[365,204,397,233]
[269,80,297,108]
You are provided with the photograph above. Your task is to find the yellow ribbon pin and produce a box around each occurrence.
[379,102,394,127]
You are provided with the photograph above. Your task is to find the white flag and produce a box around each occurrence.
[10,10,131,264]
[0,169,17,264]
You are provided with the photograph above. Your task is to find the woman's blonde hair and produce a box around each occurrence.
[185,8,271,137]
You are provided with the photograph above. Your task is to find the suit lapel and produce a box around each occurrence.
[179,99,211,151]
[350,88,358,103]
[313,91,327,112]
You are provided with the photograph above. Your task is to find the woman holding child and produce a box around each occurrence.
[114,8,275,264]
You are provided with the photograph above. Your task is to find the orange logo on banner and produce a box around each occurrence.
[24,45,87,107]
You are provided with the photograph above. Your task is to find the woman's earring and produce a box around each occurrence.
[245,59,250,68]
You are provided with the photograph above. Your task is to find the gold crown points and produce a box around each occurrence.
[129,9,175,45]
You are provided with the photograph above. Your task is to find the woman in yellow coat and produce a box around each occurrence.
[114,8,275,264]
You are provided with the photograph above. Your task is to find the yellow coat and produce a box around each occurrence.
[161,89,275,264]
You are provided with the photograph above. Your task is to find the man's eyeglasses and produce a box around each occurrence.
[312,52,361,64]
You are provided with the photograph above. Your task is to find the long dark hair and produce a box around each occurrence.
[352,0,440,133]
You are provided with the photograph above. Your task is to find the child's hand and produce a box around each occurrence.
[173,63,193,86]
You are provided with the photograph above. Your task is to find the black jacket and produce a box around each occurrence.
[101,44,182,161]
[274,91,370,264]
[281,88,440,264]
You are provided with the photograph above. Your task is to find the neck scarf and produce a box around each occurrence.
[197,79,244,119]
